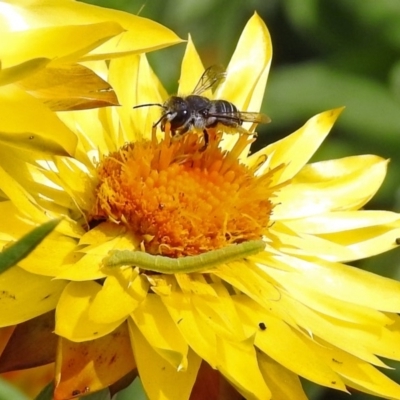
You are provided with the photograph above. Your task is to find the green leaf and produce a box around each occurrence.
[0,219,61,274]
[34,382,53,400]
[35,382,110,400]
[84,389,111,400]
[0,377,29,400]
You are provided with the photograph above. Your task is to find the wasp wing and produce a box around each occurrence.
[238,111,271,124]
[206,110,271,124]
[192,65,226,96]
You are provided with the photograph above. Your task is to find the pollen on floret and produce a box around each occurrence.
[90,132,279,257]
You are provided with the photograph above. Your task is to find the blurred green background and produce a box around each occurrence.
[85,0,400,399]
[3,0,400,399]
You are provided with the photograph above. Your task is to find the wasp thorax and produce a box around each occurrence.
[133,66,271,144]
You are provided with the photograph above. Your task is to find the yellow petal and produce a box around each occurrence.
[54,323,135,400]
[219,260,399,367]
[250,108,343,184]
[147,275,173,296]
[343,374,400,400]
[0,266,66,326]
[211,261,289,321]
[89,273,148,324]
[276,293,397,366]
[325,224,400,260]
[296,154,387,193]
[234,295,346,390]
[257,352,308,400]
[215,13,272,154]
[78,222,127,246]
[284,210,400,234]
[19,63,119,111]
[21,163,84,220]
[0,201,34,241]
[305,337,400,399]
[215,335,271,400]
[176,273,219,297]
[272,217,400,262]
[18,233,77,276]
[57,227,137,281]
[271,222,358,261]
[273,155,388,219]
[263,253,400,312]
[1,22,124,68]
[162,285,270,400]
[109,54,168,143]
[263,274,392,327]
[131,295,188,370]
[162,291,219,367]
[0,1,183,58]
[77,10,184,59]
[54,252,105,281]
[55,281,125,341]
[55,98,111,157]
[216,13,272,111]
[0,84,77,156]
[52,156,97,212]
[0,150,52,197]
[372,314,400,362]
[281,211,400,261]
[176,275,246,341]
[0,57,50,85]
[128,319,201,400]
[178,35,205,96]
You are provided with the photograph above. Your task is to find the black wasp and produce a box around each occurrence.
[133,66,270,145]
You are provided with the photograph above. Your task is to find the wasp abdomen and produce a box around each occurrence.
[208,100,241,127]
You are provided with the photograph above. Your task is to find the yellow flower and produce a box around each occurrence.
[0,0,182,157]
[0,0,182,72]
[2,11,400,400]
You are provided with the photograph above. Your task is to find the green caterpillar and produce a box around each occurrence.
[103,240,265,274]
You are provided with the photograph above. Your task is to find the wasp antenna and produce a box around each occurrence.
[132,103,165,110]
[152,114,166,128]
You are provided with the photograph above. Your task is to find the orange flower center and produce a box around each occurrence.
[91,132,278,257]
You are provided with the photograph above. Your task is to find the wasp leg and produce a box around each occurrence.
[203,130,209,147]
[198,129,209,152]
[151,124,158,142]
